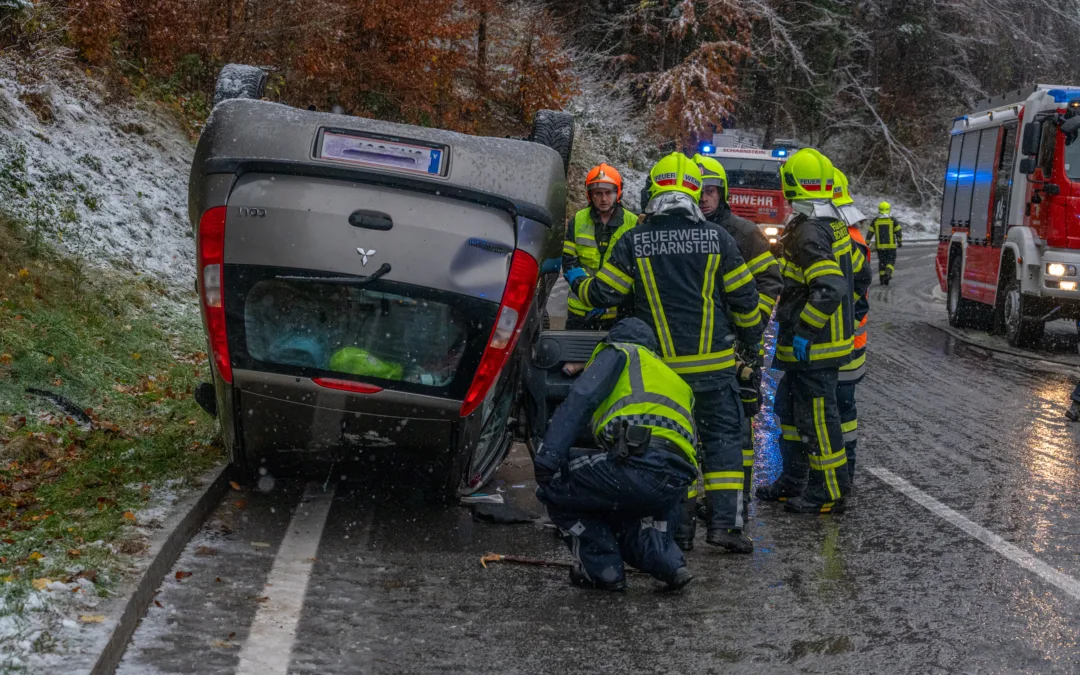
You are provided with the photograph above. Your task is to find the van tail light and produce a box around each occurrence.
[460,251,539,417]
[197,206,232,384]
[312,378,383,394]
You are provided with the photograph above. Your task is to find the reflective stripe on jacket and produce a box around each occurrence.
[564,206,638,317]
[587,341,698,467]
[576,213,763,388]
[709,207,782,322]
[870,216,900,249]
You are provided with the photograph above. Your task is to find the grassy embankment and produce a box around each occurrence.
[0,213,221,618]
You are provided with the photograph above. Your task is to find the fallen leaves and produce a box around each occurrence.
[194,545,216,557]
[174,570,192,581]
[232,500,246,510]
[229,481,242,491]
[122,511,136,522]
[250,542,270,548]
[154,600,163,608]
[79,615,105,623]
[67,548,81,558]
[17,268,29,278]
[32,578,50,590]
[28,551,43,562]
[254,596,269,603]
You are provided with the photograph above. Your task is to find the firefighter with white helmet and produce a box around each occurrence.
[562,163,639,329]
[756,148,858,513]
[866,201,903,285]
[568,152,764,552]
[831,169,873,482]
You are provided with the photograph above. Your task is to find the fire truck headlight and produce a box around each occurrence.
[769,237,777,244]
[765,227,779,236]
[1061,281,1078,291]
[1046,263,1076,277]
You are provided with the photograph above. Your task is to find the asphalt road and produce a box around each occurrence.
[117,242,1080,674]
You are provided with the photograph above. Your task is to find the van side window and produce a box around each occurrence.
[940,134,964,237]
[1038,119,1056,176]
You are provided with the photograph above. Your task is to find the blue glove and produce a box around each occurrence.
[792,335,811,362]
[585,308,605,321]
[564,267,587,286]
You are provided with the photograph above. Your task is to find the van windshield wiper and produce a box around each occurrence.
[276,263,392,287]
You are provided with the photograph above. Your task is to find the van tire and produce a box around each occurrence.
[1003,279,1045,348]
[530,110,575,176]
[213,64,268,108]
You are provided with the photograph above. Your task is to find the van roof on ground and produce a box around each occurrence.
[191,99,568,227]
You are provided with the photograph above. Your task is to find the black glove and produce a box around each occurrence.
[736,358,762,418]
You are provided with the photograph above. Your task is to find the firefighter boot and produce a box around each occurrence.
[785,463,850,514]
[664,566,695,592]
[673,496,697,552]
[703,492,753,553]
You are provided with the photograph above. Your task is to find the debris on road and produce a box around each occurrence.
[480,553,573,570]
[472,503,538,524]
[460,492,504,505]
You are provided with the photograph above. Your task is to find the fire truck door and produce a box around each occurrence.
[990,123,1017,248]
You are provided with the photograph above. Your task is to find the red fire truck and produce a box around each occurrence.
[703,146,793,245]
[936,84,1080,347]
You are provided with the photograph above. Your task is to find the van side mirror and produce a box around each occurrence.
[1019,157,1036,174]
[1022,122,1041,156]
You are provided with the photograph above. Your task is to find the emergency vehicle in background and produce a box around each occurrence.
[699,143,792,245]
[936,84,1080,348]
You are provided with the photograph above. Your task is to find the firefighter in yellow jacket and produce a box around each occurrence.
[562,164,639,329]
[867,201,902,285]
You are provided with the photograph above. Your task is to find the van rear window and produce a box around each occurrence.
[718,159,783,191]
[224,266,498,397]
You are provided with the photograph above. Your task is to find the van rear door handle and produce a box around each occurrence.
[349,210,393,230]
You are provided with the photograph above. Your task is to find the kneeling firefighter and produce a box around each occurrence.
[692,154,783,529]
[533,318,698,591]
[563,164,640,329]
[568,153,763,552]
[832,169,872,482]
[756,148,859,513]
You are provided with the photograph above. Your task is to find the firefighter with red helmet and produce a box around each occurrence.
[562,163,639,330]
[756,148,861,513]
[567,152,763,553]
[832,169,872,482]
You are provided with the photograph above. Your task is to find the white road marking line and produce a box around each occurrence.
[867,466,1080,601]
[235,484,336,675]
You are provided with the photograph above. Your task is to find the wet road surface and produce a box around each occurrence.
[118,243,1080,674]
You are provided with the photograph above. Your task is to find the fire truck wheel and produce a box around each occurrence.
[1003,280,1045,349]
[947,257,985,329]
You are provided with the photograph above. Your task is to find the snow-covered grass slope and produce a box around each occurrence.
[0,61,196,287]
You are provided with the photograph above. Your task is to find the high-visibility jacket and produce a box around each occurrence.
[869,216,901,249]
[563,205,639,318]
[775,214,867,370]
[575,213,763,389]
[708,206,782,322]
[840,227,870,383]
[587,340,698,467]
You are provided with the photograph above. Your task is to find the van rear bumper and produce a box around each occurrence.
[227,369,459,463]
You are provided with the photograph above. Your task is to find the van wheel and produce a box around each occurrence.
[530,110,575,177]
[947,257,983,328]
[213,64,268,108]
[1003,280,1045,348]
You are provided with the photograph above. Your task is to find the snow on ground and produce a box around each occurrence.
[0,59,196,288]
[852,192,941,240]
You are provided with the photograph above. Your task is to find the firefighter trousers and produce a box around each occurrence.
[693,380,747,531]
[741,417,755,512]
[774,369,850,503]
[836,382,858,483]
[537,445,696,585]
[877,249,897,281]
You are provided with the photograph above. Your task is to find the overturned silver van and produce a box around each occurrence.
[189,65,572,499]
